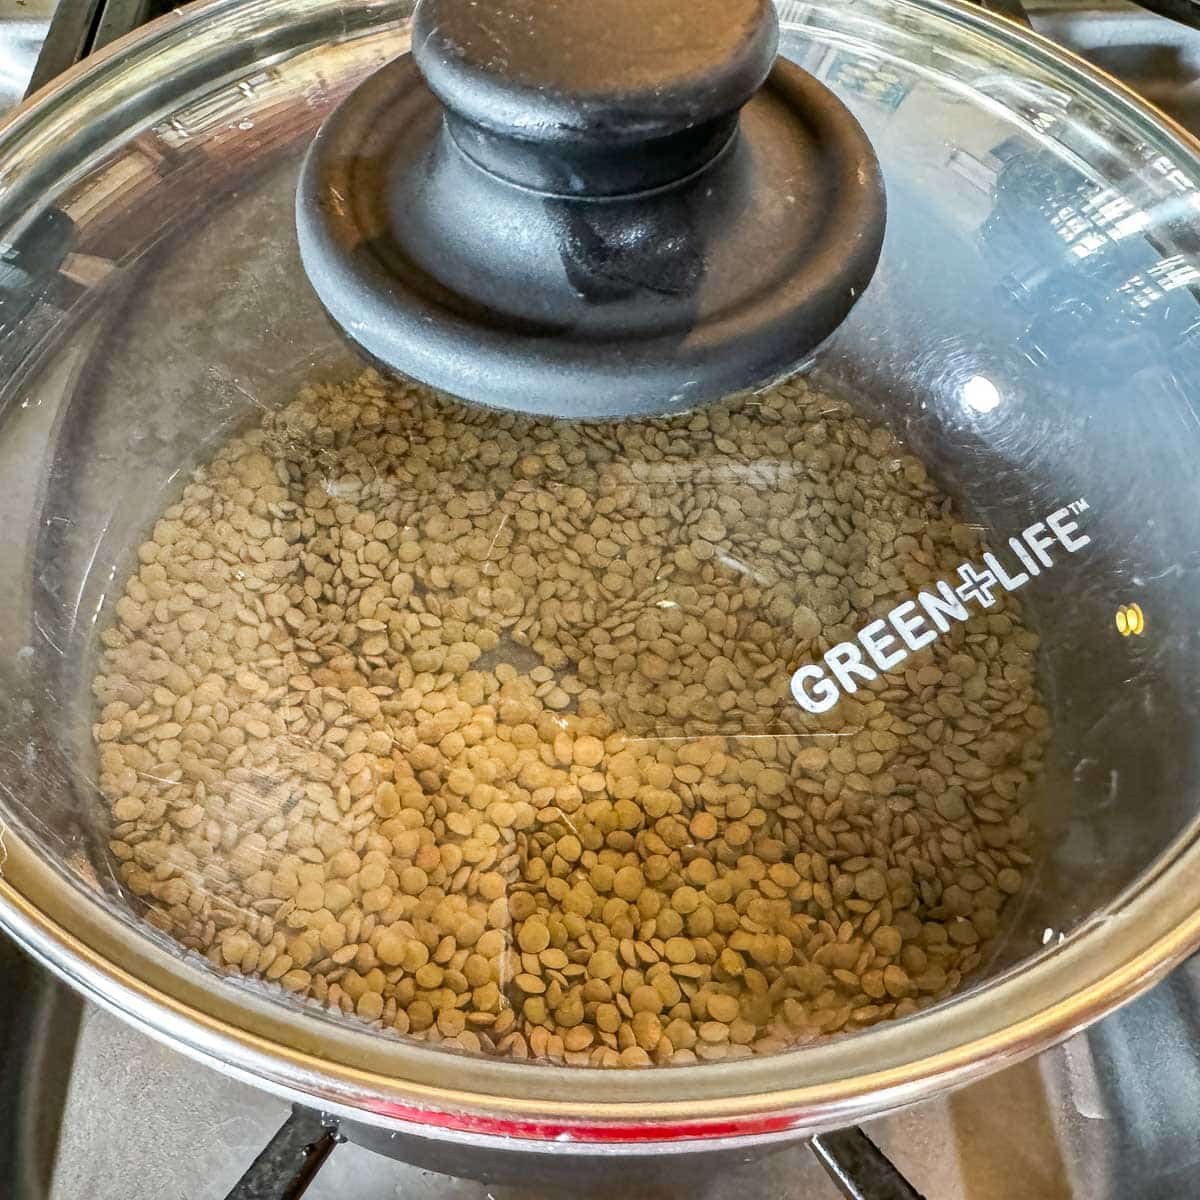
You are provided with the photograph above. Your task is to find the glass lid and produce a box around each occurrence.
[1,0,1199,1127]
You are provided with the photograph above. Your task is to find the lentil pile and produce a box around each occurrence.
[92,369,1049,1068]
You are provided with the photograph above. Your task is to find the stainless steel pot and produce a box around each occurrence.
[2,0,1200,1180]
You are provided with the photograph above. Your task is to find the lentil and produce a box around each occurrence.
[93,368,1050,1069]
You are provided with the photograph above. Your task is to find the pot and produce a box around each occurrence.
[1,0,1199,1190]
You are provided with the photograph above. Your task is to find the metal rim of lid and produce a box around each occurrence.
[2,0,1200,1140]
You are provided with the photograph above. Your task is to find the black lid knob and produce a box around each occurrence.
[296,0,886,419]
[413,0,778,195]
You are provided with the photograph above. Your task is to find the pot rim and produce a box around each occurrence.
[5,819,1200,1141]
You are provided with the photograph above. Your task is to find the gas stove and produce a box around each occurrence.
[3,2,1200,1197]
[8,914,1200,1198]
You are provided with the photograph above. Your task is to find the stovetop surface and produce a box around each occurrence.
[4,2,1200,1197]
[9,936,1200,1200]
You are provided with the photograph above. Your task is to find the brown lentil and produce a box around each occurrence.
[93,368,1050,1069]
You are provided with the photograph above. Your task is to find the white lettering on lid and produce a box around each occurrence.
[823,641,877,693]
[790,665,839,714]
[1046,506,1091,553]
[1022,521,1057,568]
[889,601,936,652]
[788,500,1092,717]
[859,619,907,671]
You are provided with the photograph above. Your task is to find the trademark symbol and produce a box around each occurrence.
[1069,498,1089,515]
